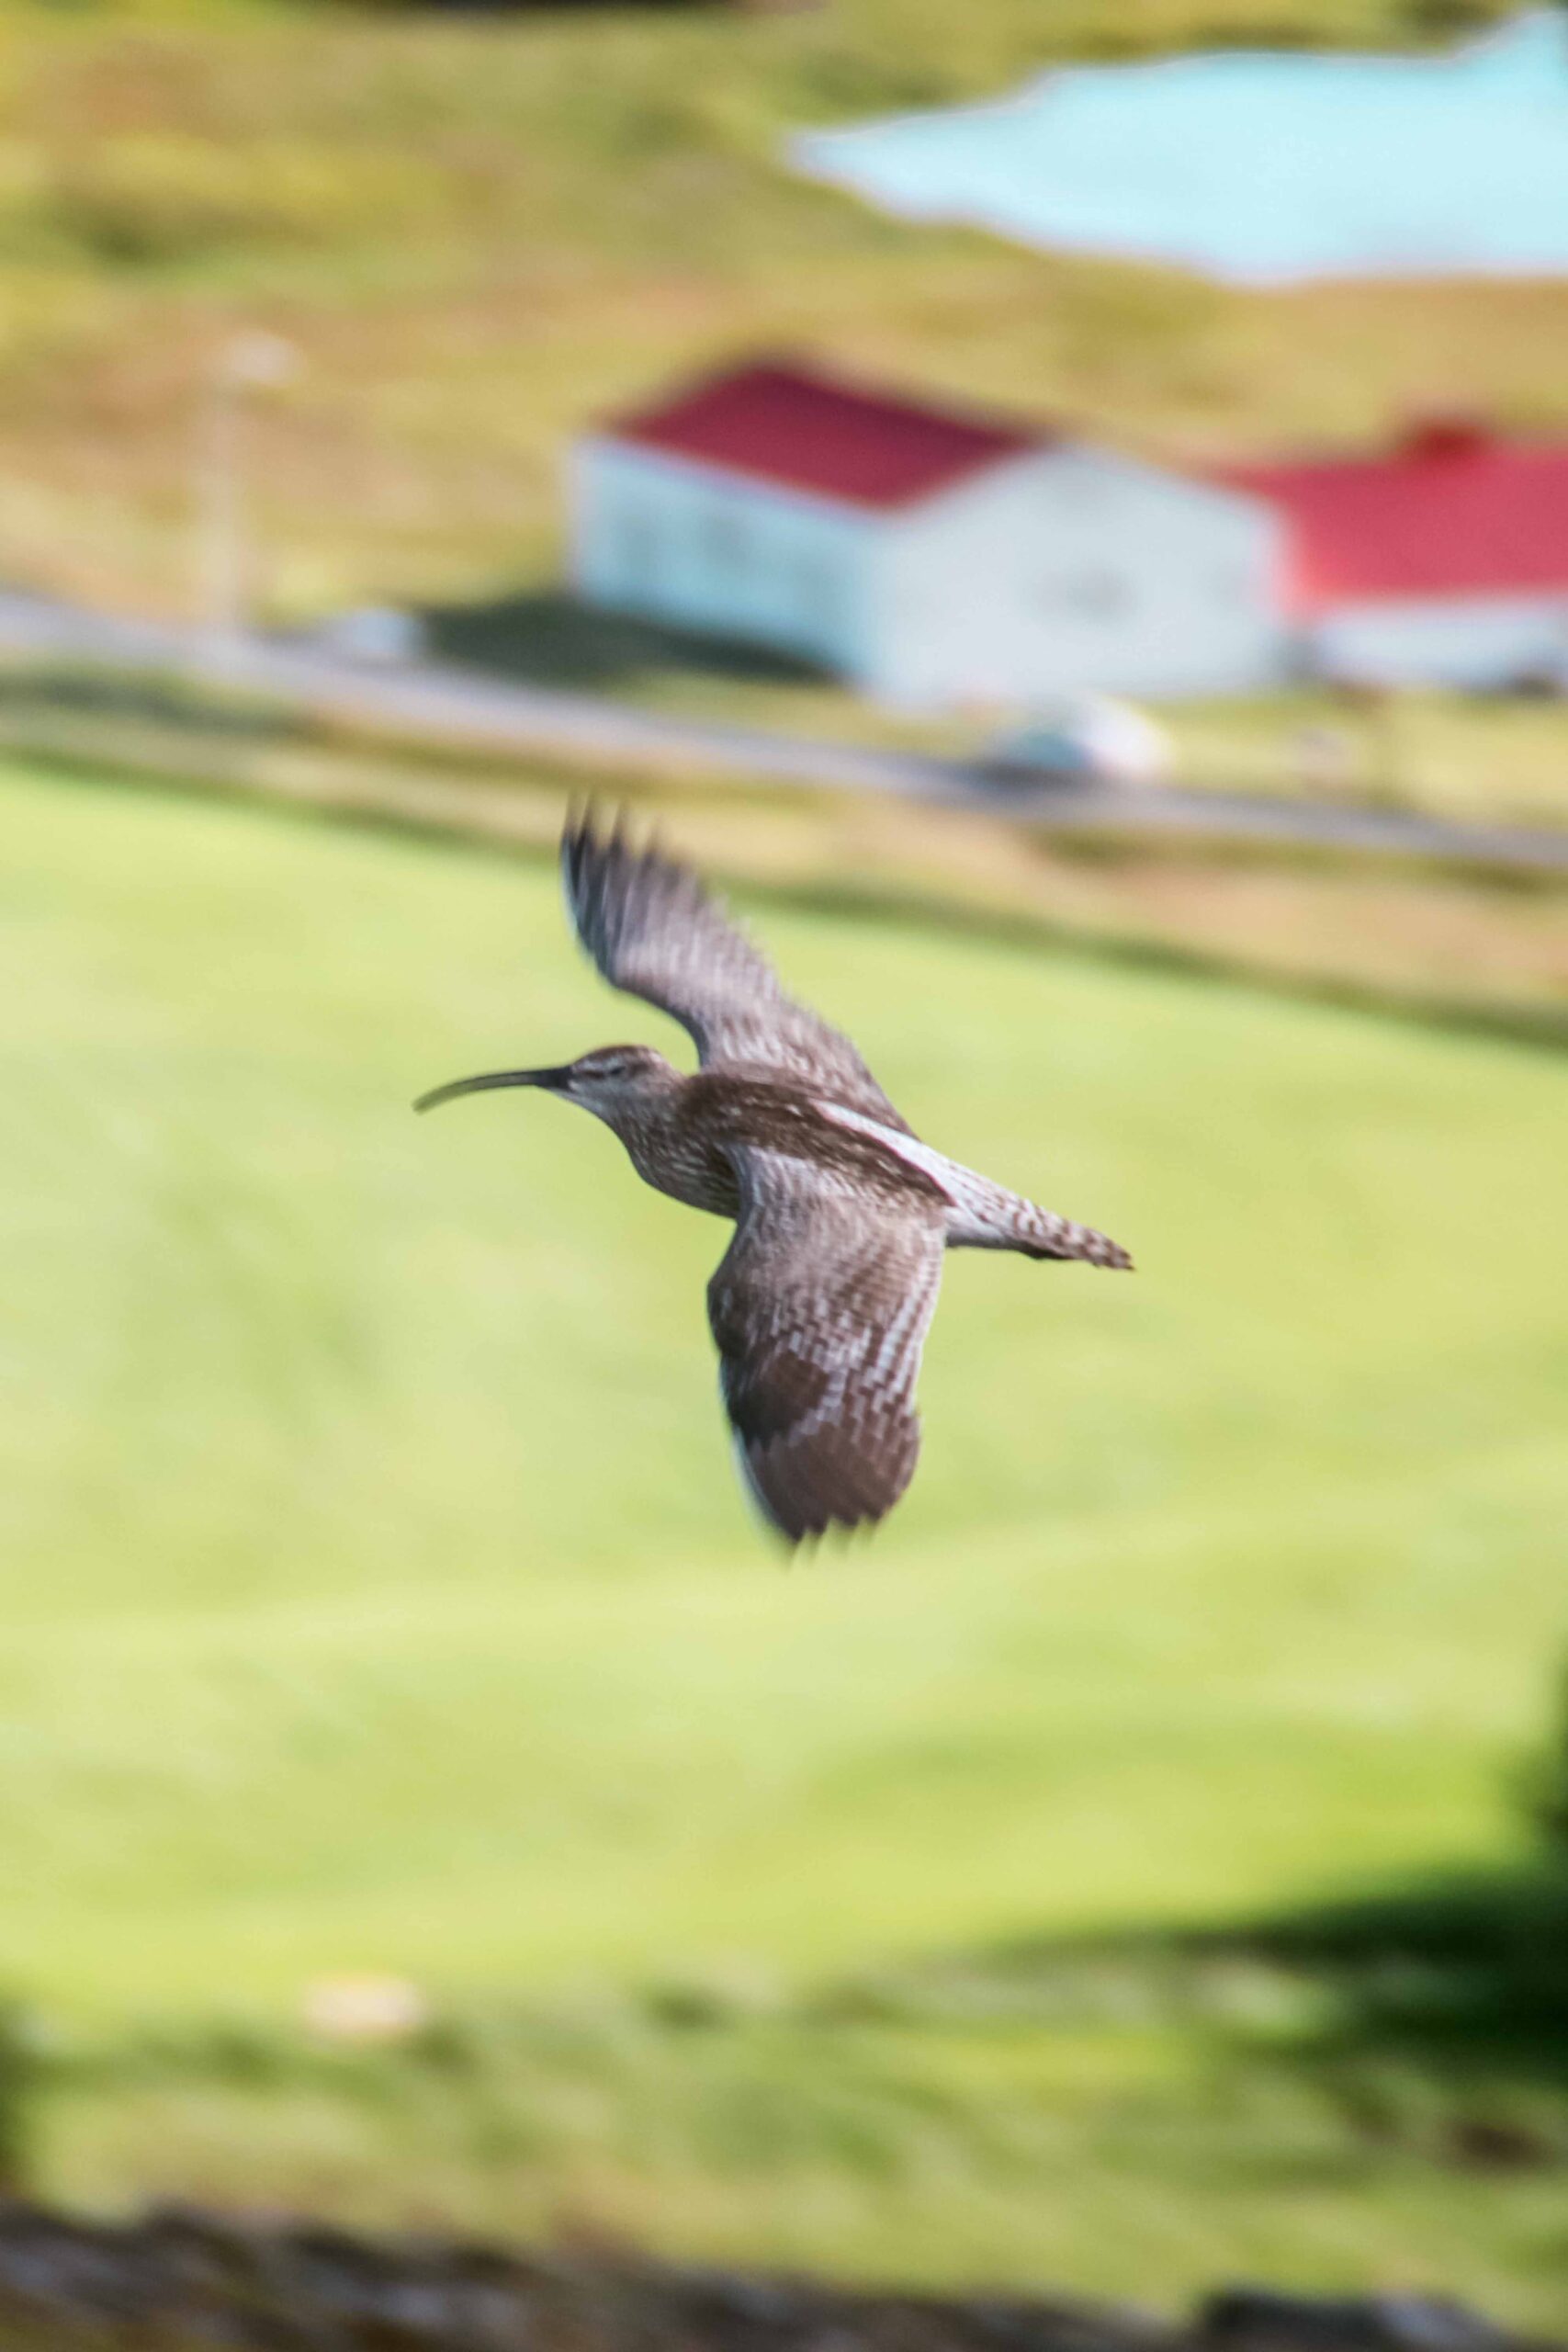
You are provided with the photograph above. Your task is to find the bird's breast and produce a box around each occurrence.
[622,1116,742,1218]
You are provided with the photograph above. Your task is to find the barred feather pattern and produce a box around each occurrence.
[512,803,1137,1542]
[709,1147,948,1543]
[816,1102,1134,1269]
[561,806,910,1129]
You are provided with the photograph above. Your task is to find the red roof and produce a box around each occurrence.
[1222,424,1568,615]
[600,360,1042,511]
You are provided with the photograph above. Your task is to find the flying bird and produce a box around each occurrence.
[416,808,1132,1544]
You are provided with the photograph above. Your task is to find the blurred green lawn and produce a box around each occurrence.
[6,758,1568,2318]
[6,753,1564,2012]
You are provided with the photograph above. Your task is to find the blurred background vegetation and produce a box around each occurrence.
[3,0,1568,2334]
[0,0,1561,633]
[4,751,1568,2325]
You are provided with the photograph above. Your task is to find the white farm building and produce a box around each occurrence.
[568,359,1283,707]
[569,363,1568,704]
[1221,417,1568,691]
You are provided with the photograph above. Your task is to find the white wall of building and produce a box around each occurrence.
[866,447,1286,707]
[1309,592,1568,688]
[569,433,1287,706]
[569,438,875,673]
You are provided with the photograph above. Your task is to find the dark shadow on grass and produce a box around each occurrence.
[809,1857,1568,2163]
[1218,1866,1568,2085]
[419,590,832,696]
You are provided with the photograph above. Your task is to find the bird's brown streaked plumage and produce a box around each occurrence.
[710,1148,947,1542]
[561,809,911,1131]
[415,805,1133,1545]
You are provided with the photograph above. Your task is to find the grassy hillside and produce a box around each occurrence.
[6,756,1568,2317]
[2,0,1562,626]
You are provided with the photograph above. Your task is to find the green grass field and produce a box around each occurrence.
[6,756,1568,2320]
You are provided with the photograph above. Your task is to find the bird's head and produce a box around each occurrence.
[414,1041,680,1125]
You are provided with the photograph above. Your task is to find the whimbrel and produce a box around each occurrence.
[416,808,1133,1544]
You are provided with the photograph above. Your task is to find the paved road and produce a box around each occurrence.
[3,590,1566,876]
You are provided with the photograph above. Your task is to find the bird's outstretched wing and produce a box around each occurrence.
[707,1147,946,1544]
[562,806,910,1130]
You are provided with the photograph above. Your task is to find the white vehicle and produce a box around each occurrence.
[980,695,1172,789]
[314,606,426,669]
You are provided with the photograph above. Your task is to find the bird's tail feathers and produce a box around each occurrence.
[932,1157,1133,1269]
[1015,1206,1133,1271]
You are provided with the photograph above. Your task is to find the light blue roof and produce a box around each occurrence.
[789,12,1568,285]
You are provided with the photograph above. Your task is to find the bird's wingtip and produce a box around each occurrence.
[559,794,595,863]
[559,795,670,871]
[729,1431,894,1552]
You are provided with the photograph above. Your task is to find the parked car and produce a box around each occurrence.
[313,606,426,669]
[978,696,1172,789]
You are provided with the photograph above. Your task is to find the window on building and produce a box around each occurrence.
[614,504,660,592]
[704,507,749,574]
[1073,569,1128,618]
[1040,569,1130,619]
[795,554,841,647]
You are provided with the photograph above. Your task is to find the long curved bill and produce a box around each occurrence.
[413,1066,572,1114]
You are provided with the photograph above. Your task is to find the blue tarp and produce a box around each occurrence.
[789,12,1568,285]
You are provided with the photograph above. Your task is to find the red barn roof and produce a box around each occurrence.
[600,360,1043,511]
[1222,423,1568,615]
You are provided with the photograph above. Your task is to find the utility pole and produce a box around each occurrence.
[196,330,299,665]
